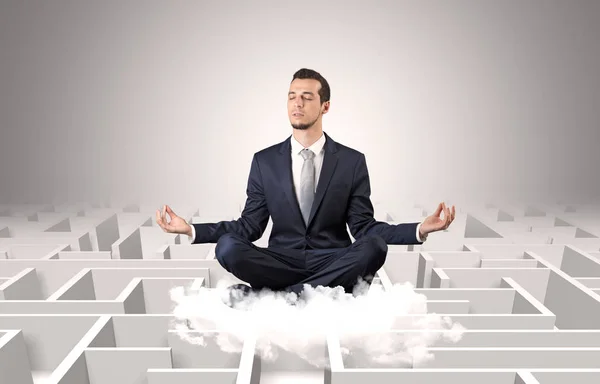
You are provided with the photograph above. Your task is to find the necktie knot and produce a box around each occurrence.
[300,148,315,160]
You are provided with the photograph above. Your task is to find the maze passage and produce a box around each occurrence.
[1,200,600,383]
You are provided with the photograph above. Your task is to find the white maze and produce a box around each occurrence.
[1,200,600,384]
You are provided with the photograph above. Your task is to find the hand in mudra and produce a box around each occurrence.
[420,202,455,237]
[155,205,192,237]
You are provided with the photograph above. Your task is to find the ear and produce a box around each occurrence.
[322,101,330,114]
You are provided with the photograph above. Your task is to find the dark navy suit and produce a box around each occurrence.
[191,132,424,293]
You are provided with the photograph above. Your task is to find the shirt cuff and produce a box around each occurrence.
[416,222,427,242]
[188,223,196,242]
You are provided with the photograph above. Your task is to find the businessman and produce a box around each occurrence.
[156,68,455,297]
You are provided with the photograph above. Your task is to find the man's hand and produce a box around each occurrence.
[420,202,455,238]
[156,205,192,237]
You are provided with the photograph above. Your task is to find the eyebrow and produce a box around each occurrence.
[288,91,315,96]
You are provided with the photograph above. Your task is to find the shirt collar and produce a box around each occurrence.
[290,132,326,156]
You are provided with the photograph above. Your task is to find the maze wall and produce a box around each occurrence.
[1,200,600,384]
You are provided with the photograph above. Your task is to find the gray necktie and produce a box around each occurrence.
[299,148,315,225]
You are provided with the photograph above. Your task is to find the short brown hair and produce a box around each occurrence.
[291,68,330,104]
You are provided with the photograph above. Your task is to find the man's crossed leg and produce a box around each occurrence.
[214,232,388,295]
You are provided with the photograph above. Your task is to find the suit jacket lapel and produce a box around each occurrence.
[307,136,338,227]
[278,136,304,224]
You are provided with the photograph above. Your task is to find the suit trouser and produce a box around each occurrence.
[214,232,388,294]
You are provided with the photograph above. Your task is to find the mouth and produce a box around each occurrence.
[292,112,304,117]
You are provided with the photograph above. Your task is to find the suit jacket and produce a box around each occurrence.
[191,132,424,249]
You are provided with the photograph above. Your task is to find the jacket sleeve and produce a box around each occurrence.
[346,153,423,245]
[191,153,270,243]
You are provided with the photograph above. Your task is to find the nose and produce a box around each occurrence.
[292,96,303,108]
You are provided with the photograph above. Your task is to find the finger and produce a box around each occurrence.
[434,202,443,217]
[451,205,456,220]
[160,207,171,227]
[444,207,451,227]
[162,205,167,222]
[156,210,166,231]
[166,205,177,219]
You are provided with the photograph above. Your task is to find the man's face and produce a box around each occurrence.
[287,78,329,130]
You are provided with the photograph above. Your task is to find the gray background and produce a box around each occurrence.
[1,0,599,213]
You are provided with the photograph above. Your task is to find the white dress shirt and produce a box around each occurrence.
[188,132,426,243]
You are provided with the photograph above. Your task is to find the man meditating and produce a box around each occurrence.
[156,68,455,298]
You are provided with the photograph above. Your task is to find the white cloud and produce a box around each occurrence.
[169,278,465,368]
